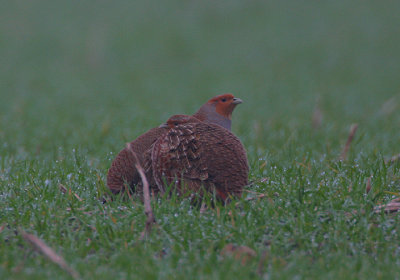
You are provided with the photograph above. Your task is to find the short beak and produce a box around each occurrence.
[232,97,243,105]
[159,123,169,128]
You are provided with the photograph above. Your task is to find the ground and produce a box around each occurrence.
[1,1,400,279]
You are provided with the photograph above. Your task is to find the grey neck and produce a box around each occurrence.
[195,104,232,131]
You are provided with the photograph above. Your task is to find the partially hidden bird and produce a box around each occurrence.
[107,94,243,195]
[149,114,249,201]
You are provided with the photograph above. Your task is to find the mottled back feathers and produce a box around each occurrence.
[149,115,248,200]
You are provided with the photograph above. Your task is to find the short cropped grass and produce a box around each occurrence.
[1,1,400,279]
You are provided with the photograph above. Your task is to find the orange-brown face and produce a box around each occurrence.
[207,94,243,119]
[166,115,197,128]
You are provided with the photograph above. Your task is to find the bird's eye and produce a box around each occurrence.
[221,98,226,102]
[174,122,179,126]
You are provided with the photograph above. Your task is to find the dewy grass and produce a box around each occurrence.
[1,0,400,279]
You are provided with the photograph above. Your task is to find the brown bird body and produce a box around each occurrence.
[150,115,249,201]
[106,127,167,194]
[107,94,243,195]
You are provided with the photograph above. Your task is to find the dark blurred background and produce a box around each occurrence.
[1,0,399,160]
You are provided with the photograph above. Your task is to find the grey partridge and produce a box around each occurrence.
[107,94,243,194]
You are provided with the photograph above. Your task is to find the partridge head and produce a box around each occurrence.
[159,114,201,128]
[193,93,243,131]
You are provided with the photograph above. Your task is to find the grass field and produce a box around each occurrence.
[1,1,400,279]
